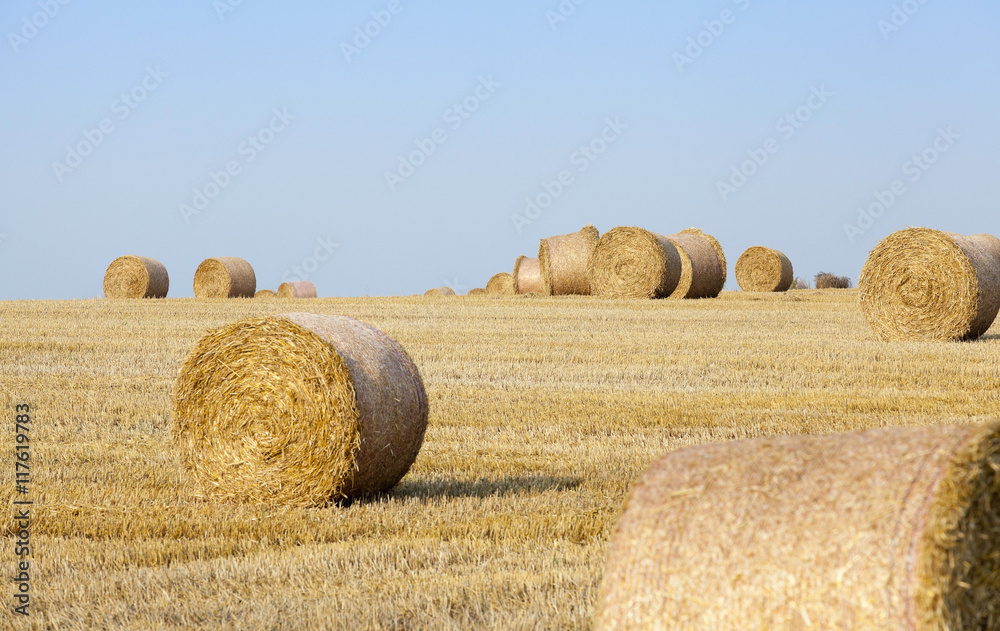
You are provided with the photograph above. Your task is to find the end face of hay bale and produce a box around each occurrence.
[595,422,1000,630]
[666,228,727,299]
[173,313,428,506]
[255,289,277,299]
[423,286,456,297]
[513,256,545,295]
[859,228,1000,341]
[734,246,793,292]
[539,225,600,295]
[278,281,318,299]
[486,272,516,296]
[587,227,681,299]
[193,257,256,298]
[103,255,169,298]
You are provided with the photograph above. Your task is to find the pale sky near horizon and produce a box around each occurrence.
[2,1,998,299]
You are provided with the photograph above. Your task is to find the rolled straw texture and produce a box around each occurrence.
[539,225,600,295]
[666,228,726,299]
[513,256,545,295]
[734,246,793,292]
[467,288,487,296]
[596,422,1000,631]
[423,287,456,297]
[103,255,169,298]
[859,228,1000,341]
[193,257,256,298]
[587,227,682,299]
[254,289,277,299]
[173,313,429,506]
[278,281,317,298]
[486,272,516,296]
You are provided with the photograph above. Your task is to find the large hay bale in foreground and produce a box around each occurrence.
[539,225,600,295]
[587,227,682,299]
[103,255,169,298]
[173,313,428,506]
[486,272,516,296]
[665,228,726,299]
[193,257,256,298]
[596,422,1000,630]
[423,286,456,297]
[815,272,851,289]
[255,289,277,299]
[734,246,793,292]
[278,281,317,299]
[859,228,1000,341]
[513,256,545,295]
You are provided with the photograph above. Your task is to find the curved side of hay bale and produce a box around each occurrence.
[193,257,256,298]
[254,289,277,299]
[278,281,318,299]
[423,287,456,297]
[973,233,1000,264]
[596,422,1000,630]
[588,227,682,299]
[172,313,428,506]
[513,256,545,295]
[486,272,516,296]
[539,225,600,295]
[466,288,487,296]
[666,228,726,299]
[103,255,169,298]
[734,246,793,292]
[859,228,1000,341]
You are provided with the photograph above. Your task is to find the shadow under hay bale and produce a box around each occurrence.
[513,256,545,295]
[278,281,317,298]
[539,225,600,295]
[734,246,793,292]
[173,313,429,507]
[486,272,516,296]
[423,287,456,297]
[859,228,1000,341]
[587,226,682,299]
[193,257,256,298]
[596,422,1000,630]
[666,228,726,299]
[103,255,169,298]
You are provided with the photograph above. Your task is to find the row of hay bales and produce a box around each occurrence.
[103,255,317,299]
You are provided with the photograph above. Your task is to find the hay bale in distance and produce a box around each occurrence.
[859,228,1000,341]
[486,272,516,296]
[596,422,1000,630]
[173,312,429,506]
[513,256,545,295]
[815,272,851,289]
[254,289,277,299]
[734,246,793,292]
[539,225,600,295]
[587,227,682,299]
[423,287,456,297]
[467,288,487,296]
[278,281,317,299]
[666,228,726,299]
[103,255,169,298]
[193,257,256,298]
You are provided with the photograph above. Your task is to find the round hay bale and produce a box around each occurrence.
[734,246,793,292]
[513,256,545,295]
[973,233,1000,263]
[254,289,277,299]
[539,225,600,295]
[486,272,516,296]
[467,288,487,296]
[173,312,429,506]
[423,287,456,297]
[587,227,682,299]
[103,255,169,298]
[193,257,256,298]
[666,228,726,299]
[859,228,1000,341]
[278,281,317,299]
[596,422,1000,630]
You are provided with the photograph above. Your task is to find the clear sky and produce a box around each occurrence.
[2,0,998,298]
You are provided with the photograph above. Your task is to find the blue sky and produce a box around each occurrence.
[2,0,998,298]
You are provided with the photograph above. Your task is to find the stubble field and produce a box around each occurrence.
[1,291,999,629]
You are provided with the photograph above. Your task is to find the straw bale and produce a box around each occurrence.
[193,257,256,298]
[103,255,169,298]
[278,281,317,298]
[666,228,726,299]
[734,246,793,292]
[423,287,456,297]
[513,256,545,295]
[587,227,682,299]
[486,272,516,296]
[539,225,600,295]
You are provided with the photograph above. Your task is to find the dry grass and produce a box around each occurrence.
[2,292,1000,629]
